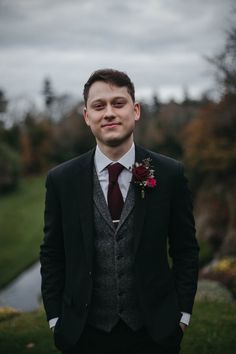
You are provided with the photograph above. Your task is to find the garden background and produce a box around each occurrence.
[1,2,236,353]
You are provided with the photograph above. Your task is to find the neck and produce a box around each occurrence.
[97,138,133,161]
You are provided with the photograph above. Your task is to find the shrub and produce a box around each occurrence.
[200,257,236,298]
[196,280,233,303]
[198,238,214,267]
[0,142,21,193]
[0,307,21,322]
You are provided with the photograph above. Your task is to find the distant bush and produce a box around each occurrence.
[198,238,214,267]
[0,142,21,193]
[196,279,233,303]
[0,307,21,322]
[200,257,236,298]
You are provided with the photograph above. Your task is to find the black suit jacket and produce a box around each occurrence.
[40,145,199,351]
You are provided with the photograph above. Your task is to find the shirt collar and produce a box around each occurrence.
[95,143,135,173]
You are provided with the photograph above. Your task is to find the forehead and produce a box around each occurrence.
[87,81,131,103]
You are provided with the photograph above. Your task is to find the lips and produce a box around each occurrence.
[102,122,121,128]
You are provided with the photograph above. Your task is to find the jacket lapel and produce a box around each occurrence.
[93,167,114,231]
[76,149,95,269]
[133,145,151,255]
[116,183,135,232]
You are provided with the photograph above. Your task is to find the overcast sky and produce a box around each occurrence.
[0,0,235,106]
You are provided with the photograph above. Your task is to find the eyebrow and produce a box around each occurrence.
[90,96,128,104]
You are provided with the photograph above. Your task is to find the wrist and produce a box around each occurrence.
[179,322,187,332]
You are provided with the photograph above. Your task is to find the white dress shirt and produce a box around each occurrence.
[49,143,190,328]
[94,143,135,203]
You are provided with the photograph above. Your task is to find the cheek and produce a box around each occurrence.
[86,115,100,127]
[124,114,137,126]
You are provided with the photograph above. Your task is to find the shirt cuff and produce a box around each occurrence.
[49,317,59,329]
[180,312,191,326]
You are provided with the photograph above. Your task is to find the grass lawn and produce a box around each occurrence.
[0,301,235,354]
[182,301,236,354]
[0,176,45,288]
[0,307,57,354]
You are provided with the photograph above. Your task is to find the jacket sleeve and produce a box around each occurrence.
[40,172,65,321]
[168,162,199,314]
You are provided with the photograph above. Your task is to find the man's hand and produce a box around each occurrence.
[179,322,187,333]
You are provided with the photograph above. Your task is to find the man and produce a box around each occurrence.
[40,69,199,354]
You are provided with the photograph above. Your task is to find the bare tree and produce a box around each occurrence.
[208,27,236,94]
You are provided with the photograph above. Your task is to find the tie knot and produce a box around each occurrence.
[107,163,124,183]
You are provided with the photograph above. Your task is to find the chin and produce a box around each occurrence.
[97,129,133,148]
[105,138,123,147]
[105,134,133,148]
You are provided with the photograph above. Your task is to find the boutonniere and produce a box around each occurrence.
[130,157,156,199]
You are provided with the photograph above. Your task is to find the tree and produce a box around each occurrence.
[0,142,20,193]
[42,77,55,108]
[151,92,161,114]
[184,25,236,257]
[208,26,236,95]
[0,89,8,113]
[20,113,53,174]
[183,94,236,184]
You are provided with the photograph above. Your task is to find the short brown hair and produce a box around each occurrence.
[83,68,135,106]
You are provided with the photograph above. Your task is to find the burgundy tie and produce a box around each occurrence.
[107,163,124,224]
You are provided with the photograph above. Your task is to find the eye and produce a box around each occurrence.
[113,100,126,108]
[93,102,105,110]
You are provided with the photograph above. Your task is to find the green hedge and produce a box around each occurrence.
[0,142,21,193]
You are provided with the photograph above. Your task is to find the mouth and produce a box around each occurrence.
[101,122,121,128]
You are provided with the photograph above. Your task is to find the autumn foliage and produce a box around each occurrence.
[184,93,236,182]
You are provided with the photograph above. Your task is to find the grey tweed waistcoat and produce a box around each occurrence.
[87,168,143,332]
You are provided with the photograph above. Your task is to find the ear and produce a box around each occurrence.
[134,102,141,122]
[83,107,90,126]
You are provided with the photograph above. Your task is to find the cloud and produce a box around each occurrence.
[0,0,235,102]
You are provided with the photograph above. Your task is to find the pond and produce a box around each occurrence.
[0,262,41,311]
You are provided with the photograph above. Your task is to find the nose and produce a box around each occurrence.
[104,104,115,119]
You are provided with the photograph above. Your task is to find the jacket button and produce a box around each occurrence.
[85,303,88,308]
[89,271,92,276]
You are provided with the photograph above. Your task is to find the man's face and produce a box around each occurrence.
[83,81,140,149]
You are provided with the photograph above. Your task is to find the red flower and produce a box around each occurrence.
[146,177,156,188]
[130,158,157,198]
[132,165,149,181]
